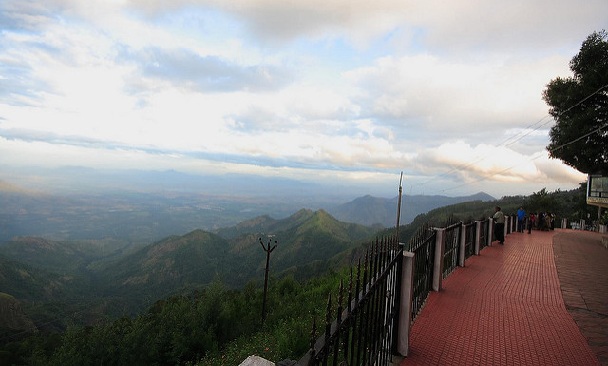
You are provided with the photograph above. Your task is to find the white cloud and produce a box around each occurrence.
[0,0,604,198]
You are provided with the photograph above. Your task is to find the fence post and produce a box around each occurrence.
[432,228,445,291]
[458,222,466,267]
[474,221,481,255]
[562,218,567,229]
[396,251,415,357]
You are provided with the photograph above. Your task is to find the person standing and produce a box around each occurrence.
[528,213,535,234]
[493,206,505,245]
[517,206,526,232]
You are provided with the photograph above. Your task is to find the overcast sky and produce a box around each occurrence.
[1,0,605,198]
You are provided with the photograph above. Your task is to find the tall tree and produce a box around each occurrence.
[542,30,608,174]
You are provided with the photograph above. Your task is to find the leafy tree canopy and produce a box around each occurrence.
[542,30,608,174]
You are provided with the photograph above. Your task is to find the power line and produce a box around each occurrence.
[415,83,608,194]
[549,122,608,153]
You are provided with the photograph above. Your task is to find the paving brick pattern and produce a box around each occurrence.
[399,229,602,366]
[554,230,608,366]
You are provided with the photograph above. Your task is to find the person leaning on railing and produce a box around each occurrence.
[493,206,505,244]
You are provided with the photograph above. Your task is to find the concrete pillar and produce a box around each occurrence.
[561,218,567,229]
[396,251,415,357]
[488,218,494,246]
[458,223,466,267]
[474,221,481,255]
[432,228,445,291]
[239,355,274,366]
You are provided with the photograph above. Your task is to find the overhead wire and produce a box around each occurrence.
[415,83,608,194]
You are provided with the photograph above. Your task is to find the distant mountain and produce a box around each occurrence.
[1,237,92,274]
[100,230,234,298]
[0,256,75,302]
[0,293,36,334]
[327,192,496,227]
[219,209,378,275]
[0,208,379,319]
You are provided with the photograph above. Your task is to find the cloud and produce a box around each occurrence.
[1,0,604,198]
[412,141,586,186]
[121,47,294,93]
[346,54,572,137]
[123,0,608,52]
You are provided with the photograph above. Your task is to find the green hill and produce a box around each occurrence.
[0,292,37,338]
[101,230,233,295]
[91,209,378,314]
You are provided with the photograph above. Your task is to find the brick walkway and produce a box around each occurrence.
[399,229,606,366]
[554,230,608,365]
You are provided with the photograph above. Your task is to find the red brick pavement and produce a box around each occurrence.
[554,230,608,366]
[399,229,602,366]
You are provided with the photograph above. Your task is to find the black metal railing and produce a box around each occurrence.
[297,236,402,366]
[408,224,436,322]
[442,222,462,278]
[295,217,507,366]
[479,219,492,250]
[464,222,476,259]
[480,219,489,249]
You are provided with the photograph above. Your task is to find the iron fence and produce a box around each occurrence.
[442,222,462,278]
[407,223,436,322]
[295,217,509,365]
[464,222,476,259]
[297,236,402,366]
[479,219,489,249]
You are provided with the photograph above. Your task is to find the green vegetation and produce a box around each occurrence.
[0,185,596,365]
[1,273,348,365]
[543,29,608,174]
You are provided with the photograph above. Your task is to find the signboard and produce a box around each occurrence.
[587,175,608,207]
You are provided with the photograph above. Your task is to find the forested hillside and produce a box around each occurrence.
[0,209,378,330]
[0,185,594,365]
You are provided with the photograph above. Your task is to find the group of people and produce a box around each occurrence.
[493,206,556,244]
[518,207,555,232]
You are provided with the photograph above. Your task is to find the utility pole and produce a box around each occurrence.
[396,172,403,241]
[259,237,277,324]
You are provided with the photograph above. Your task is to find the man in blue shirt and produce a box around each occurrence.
[517,207,526,233]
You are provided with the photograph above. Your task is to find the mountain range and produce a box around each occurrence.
[327,192,495,227]
[0,178,497,336]
[0,178,494,242]
[0,209,380,334]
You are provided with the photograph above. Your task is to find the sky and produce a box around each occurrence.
[1,0,606,199]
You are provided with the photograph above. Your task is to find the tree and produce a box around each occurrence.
[542,30,608,174]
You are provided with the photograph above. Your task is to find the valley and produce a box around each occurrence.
[0,180,499,358]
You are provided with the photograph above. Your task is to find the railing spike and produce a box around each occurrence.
[348,268,353,313]
[310,316,317,356]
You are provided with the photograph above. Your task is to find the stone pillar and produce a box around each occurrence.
[396,251,415,357]
[474,221,481,255]
[458,223,466,267]
[488,218,494,246]
[432,228,445,291]
[561,218,567,229]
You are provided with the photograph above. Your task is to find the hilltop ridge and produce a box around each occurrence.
[328,191,495,227]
